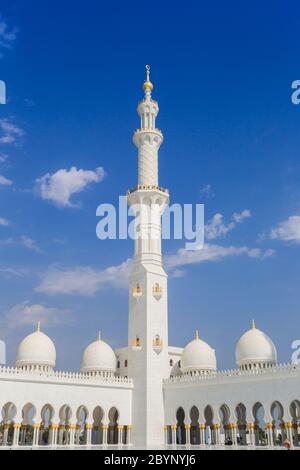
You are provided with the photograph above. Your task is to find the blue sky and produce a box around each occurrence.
[0,0,300,370]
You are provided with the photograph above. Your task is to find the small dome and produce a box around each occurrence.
[236,320,277,368]
[16,324,56,370]
[181,331,217,374]
[80,333,116,374]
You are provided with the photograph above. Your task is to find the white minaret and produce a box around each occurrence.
[127,66,170,448]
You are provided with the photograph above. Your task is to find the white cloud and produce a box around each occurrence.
[35,259,132,296]
[36,166,105,208]
[3,301,69,329]
[0,174,12,186]
[200,184,214,199]
[205,210,251,241]
[0,118,24,144]
[270,216,300,244]
[0,217,9,226]
[165,243,274,270]
[0,16,17,56]
[0,153,8,162]
[20,236,43,254]
[0,237,13,245]
[0,267,28,279]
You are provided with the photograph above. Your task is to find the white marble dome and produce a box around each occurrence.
[236,321,277,368]
[16,324,56,370]
[80,333,117,375]
[181,332,217,373]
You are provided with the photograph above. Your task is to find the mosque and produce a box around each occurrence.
[0,67,299,450]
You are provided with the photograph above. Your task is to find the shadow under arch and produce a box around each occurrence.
[176,407,186,445]
[20,402,36,446]
[204,405,214,445]
[40,403,55,446]
[190,405,200,445]
[108,407,119,445]
[92,406,104,444]
[219,403,231,445]
[235,402,247,445]
[252,402,266,446]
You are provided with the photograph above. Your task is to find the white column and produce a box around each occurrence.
[232,424,238,445]
[69,425,76,446]
[286,422,294,448]
[199,424,206,445]
[185,424,191,446]
[164,426,168,445]
[12,424,21,446]
[102,425,108,445]
[215,424,221,445]
[58,426,64,445]
[33,424,41,446]
[266,423,274,446]
[126,425,132,445]
[86,424,92,446]
[118,425,123,445]
[248,423,255,446]
[171,425,177,446]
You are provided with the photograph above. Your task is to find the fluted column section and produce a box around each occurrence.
[138,140,158,187]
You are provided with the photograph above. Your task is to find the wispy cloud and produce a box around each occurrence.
[2,301,70,329]
[0,153,8,163]
[270,215,300,244]
[0,15,17,57]
[205,209,251,241]
[0,267,28,279]
[0,237,13,245]
[0,236,43,253]
[0,174,12,186]
[20,236,43,254]
[36,166,106,208]
[35,259,132,296]
[166,244,274,270]
[0,217,9,226]
[200,184,214,199]
[0,118,24,145]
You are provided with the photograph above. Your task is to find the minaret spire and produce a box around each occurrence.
[143,64,153,95]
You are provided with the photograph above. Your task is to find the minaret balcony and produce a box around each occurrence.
[133,128,163,148]
[127,185,169,195]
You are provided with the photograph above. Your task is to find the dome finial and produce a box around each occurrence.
[195,330,200,340]
[37,321,41,333]
[143,65,153,93]
[97,331,101,341]
[252,319,256,330]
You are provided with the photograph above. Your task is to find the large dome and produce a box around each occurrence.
[80,333,116,375]
[16,324,56,370]
[181,331,217,374]
[235,321,277,368]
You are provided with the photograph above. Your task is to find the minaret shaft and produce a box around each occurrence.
[127,67,169,447]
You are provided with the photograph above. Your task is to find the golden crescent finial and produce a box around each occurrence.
[146,64,150,81]
[195,330,200,340]
[97,331,101,341]
[144,64,153,92]
[37,321,41,333]
[252,319,256,330]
